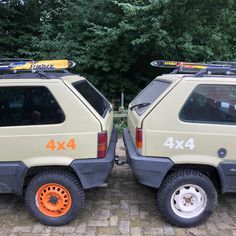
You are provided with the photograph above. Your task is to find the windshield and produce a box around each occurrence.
[72,80,110,117]
[131,80,171,115]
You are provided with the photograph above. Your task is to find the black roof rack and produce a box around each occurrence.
[151,60,236,77]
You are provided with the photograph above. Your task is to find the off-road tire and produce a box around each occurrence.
[25,170,85,226]
[157,169,217,227]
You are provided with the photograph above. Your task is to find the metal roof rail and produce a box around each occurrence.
[195,64,236,77]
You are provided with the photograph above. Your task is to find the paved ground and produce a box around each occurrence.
[1,139,236,235]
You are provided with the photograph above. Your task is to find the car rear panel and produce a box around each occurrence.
[62,75,113,146]
[127,76,182,155]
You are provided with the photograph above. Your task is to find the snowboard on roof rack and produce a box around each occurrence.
[0,59,76,72]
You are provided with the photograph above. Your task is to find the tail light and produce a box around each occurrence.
[136,128,143,153]
[97,131,107,158]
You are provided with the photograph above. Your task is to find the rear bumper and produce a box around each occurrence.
[70,128,117,189]
[123,128,173,188]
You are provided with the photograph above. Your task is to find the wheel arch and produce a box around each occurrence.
[22,165,83,194]
[165,164,222,193]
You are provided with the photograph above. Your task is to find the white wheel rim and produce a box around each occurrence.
[170,184,207,219]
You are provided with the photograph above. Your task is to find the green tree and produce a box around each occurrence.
[0,0,40,57]
[1,0,236,103]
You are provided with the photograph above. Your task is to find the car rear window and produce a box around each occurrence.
[72,80,110,117]
[131,80,171,115]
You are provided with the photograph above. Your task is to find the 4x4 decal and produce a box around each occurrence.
[164,137,195,150]
[46,138,77,151]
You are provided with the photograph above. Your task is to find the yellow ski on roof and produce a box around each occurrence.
[0,59,76,71]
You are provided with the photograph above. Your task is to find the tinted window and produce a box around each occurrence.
[73,80,110,117]
[0,86,65,126]
[131,80,171,115]
[180,85,236,124]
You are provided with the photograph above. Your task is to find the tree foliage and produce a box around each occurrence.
[0,0,236,103]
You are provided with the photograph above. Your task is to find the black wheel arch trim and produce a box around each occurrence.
[0,161,28,195]
[217,161,236,193]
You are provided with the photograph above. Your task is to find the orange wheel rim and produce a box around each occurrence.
[36,183,72,217]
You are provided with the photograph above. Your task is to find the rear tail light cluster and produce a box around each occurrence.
[136,128,143,153]
[97,131,107,158]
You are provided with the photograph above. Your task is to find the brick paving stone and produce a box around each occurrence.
[144,227,164,235]
[88,220,109,227]
[99,209,111,218]
[97,226,119,235]
[206,223,219,235]
[120,200,129,213]
[52,226,76,234]
[109,216,118,226]
[130,205,139,216]
[95,201,110,206]
[32,224,51,234]
[131,227,142,236]
[76,223,87,234]
[11,226,32,233]
[220,212,235,225]
[187,228,208,236]
[105,204,119,210]
[84,227,96,236]
[119,221,130,234]
[140,210,148,220]
[163,224,175,235]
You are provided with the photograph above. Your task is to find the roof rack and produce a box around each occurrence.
[151,60,236,77]
[0,58,76,73]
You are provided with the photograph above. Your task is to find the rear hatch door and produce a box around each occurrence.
[128,76,181,146]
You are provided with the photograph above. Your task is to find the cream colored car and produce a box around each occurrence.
[124,60,236,227]
[0,66,116,225]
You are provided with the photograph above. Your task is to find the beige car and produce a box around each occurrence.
[0,60,116,225]
[123,60,236,227]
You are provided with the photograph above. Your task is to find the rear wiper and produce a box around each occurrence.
[130,102,151,111]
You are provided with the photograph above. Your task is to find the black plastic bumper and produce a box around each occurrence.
[123,128,173,188]
[70,129,117,189]
[0,161,28,195]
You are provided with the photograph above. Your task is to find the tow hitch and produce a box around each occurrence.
[115,155,127,166]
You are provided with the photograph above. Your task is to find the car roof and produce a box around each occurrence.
[156,73,236,83]
[0,72,86,83]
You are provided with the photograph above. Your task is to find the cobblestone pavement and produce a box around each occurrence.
[1,139,236,235]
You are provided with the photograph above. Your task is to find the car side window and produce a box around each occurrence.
[0,86,65,126]
[180,85,236,124]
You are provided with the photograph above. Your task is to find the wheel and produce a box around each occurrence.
[157,169,217,227]
[25,170,85,226]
